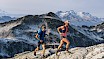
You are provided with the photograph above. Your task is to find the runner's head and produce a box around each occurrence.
[41,25,46,31]
[64,20,69,26]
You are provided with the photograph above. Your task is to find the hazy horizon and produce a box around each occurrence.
[0,0,104,18]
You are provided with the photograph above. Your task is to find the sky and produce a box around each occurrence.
[0,0,104,17]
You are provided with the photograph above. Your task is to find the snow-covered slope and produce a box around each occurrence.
[0,12,62,58]
[56,10,104,26]
[0,12,103,58]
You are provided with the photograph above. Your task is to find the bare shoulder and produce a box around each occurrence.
[60,26,64,28]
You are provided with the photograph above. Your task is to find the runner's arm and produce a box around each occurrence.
[57,27,61,34]
[35,34,40,40]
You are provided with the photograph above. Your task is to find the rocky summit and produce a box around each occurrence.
[9,43,104,59]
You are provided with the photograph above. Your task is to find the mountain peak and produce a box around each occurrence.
[77,12,92,17]
[56,10,104,26]
[56,10,76,16]
[68,10,76,14]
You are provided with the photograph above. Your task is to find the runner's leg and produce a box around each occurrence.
[42,43,46,56]
[34,41,40,56]
[58,39,64,50]
[62,38,70,51]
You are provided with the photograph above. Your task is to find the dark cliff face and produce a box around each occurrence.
[0,40,36,58]
[80,23,104,43]
[0,12,100,58]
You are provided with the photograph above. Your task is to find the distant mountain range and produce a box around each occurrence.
[1,10,104,26]
[0,9,26,23]
[56,10,104,26]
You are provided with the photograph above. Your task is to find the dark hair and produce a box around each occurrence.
[41,24,46,29]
